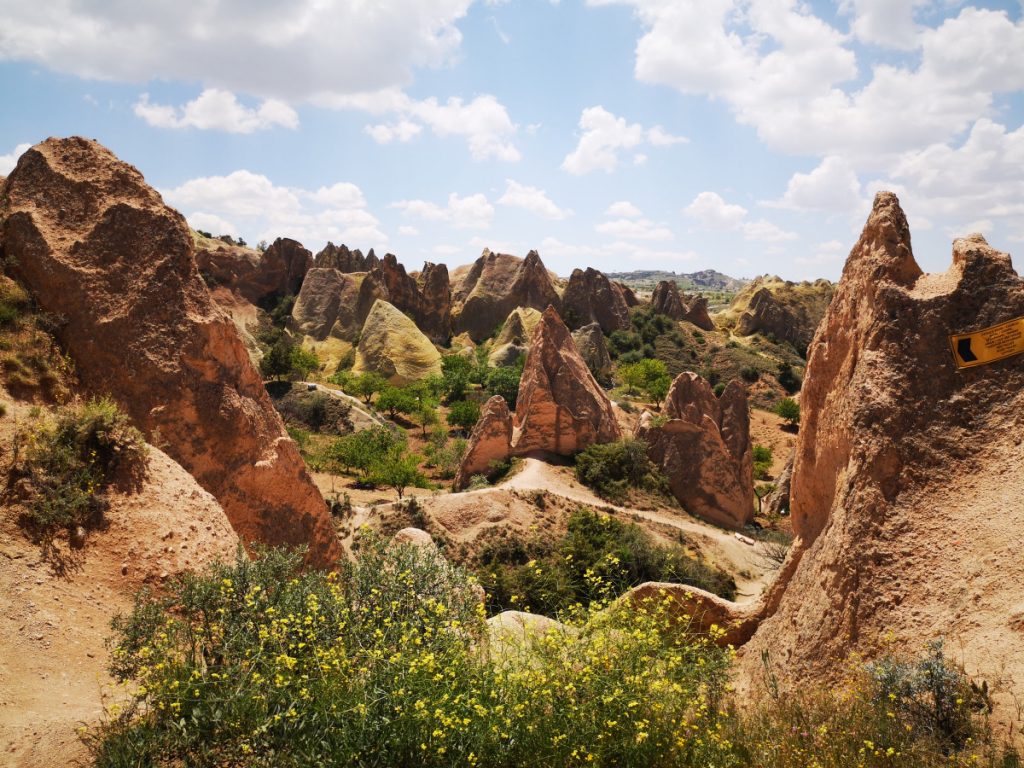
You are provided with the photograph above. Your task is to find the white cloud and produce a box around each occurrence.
[632,153,648,166]
[162,171,386,250]
[683,191,748,230]
[539,236,698,267]
[594,1,1024,165]
[391,193,494,229]
[187,212,239,238]
[0,142,31,175]
[399,225,420,236]
[432,244,462,256]
[595,218,672,241]
[842,0,927,50]
[134,89,298,133]
[741,219,798,243]
[497,180,571,220]
[364,119,423,144]
[767,155,863,213]
[0,1,473,103]
[561,106,685,174]
[605,201,643,218]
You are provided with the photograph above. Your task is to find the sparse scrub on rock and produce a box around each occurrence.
[8,398,147,547]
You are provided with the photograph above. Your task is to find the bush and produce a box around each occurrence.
[447,399,481,435]
[440,354,472,402]
[424,436,467,480]
[274,388,351,434]
[484,364,523,410]
[776,397,800,427]
[376,386,418,420]
[752,443,773,480]
[347,372,388,405]
[713,382,727,397]
[324,425,405,482]
[574,438,663,503]
[777,361,802,394]
[740,365,760,383]
[618,358,671,401]
[11,399,148,545]
[92,540,736,768]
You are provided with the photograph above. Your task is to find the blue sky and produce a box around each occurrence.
[1,0,1022,280]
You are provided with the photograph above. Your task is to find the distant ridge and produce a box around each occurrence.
[606,269,747,293]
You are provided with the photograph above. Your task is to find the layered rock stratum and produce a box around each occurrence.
[720,275,834,351]
[353,298,442,384]
[0,137,341,568]
[560,267,631,333]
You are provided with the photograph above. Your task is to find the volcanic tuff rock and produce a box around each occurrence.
[352,299,442,385]
[762,452,793,517]
[721,275,833,351]
[0,138,341,567]
[650,279,715,331]
[637,373,753,529]
[488,306,541,367]
[373,253,452,342]
[571,322,613,381]
[453,395,514,487]
[560,267,631,333]
[614,281,640,307]
[195,236,312,306]
[735,192,1024,732]
[315,241,379,272]
[455,307,620,488]
[452,249,561,342]
[291,268,385,342]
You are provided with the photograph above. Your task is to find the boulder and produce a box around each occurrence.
[453,395,513,487]
[682,294,715,331]
[0,137,340,568]
[571,322,613,381]
[391,527,437,550]
[353,299,442,385]
[614,281,641,307]
[195,236,311,306]
[763,452,793,517]
[735,193,1024,732]
[560,267,631,333]
[637,373,753,529]
[511,306,621,456]
[452,249,561,342]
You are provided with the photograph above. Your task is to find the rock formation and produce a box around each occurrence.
[453,395,514,486]
[762,452,793,517]
[315,242,379,272]
[455,307,620,488]
[488,307,541,367]
[560,267,631,333]
[614,281,640,307]
[373,253,451,342]
[733,192,1024,730]
[637,373,753,529]
[195,236,312,306]
[353,299,442,385]
[719,275,833,351]
[651,280,715,330]
[452,249,561,342]
[291,268,385,342]
[0,137,341,568]
[571,322,613,381]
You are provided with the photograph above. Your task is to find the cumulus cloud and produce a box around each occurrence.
[767,156,864,213]
[134,89,298,133]
[561,106,686,174]
[842,0,927,50]
[391,193,495,229]
[0,1,473,102]
[595,218,672,241]
[0,142,31,175]
[364,120,423,144]
[684,191,798,243]
[497,180,571,220]
[161,171,386,249]
[605,201,643,218]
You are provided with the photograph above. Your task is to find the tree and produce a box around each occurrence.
[618,359,670,401]
[447,400,481,435]
[349,372,388,405]
[376,386,418,420]
[371,447,427,500]
[327,425,405,483]
[290,346,320,380]
[415,401,439,437]
[775,397,800,427]
[752,444,773,480]
[259,339,293,381]
[441,354,472,402]
[485,365,523,410]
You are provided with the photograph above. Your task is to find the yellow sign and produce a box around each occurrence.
[949,316,1024,369]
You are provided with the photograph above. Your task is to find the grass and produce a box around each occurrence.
[88,541,1017,768]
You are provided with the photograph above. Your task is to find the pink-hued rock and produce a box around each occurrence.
[453,396,513,488]
[637,373,753,529]
[651,279,715,331]
[195,236,311,305]
[560,267,631,333]
[0,137,341,569]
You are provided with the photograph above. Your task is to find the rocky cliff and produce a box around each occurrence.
[650,279,715,330]
[196,236,312,306]
[719,275,833,351]
[315,242,379,272]
[0,137,341,568]
[560,267,631,333]
[353,299,442,385]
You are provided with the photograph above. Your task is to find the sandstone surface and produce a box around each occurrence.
[719,275,833,351]
[315,242,379,272]
[352,298,442,385]
[651,279,715,330]
[0,137,341,568]
[560,267,631,333]
[571,322,613,380]
[195,236,311,306]
[453,395,513,487]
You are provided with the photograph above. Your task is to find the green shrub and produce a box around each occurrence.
[713,382,727,397]
[324,425,405,482]
[376,385,418,419]
[777,361,802,394]
[740,365,760,383]
[752,443,773,480]
[574,438,663,503]
[447,399,481,434]
[776,397,800,427]
[484,364,523,410]
[440,354,472,402]
[347,372,388,405]
[12,398,148,545]
[618,358,671,401]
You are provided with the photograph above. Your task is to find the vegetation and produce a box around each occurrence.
[775,397,801,427]
[259,339,320,382]
[574,438,667,504]
[476,508,737,616]
[752,444,773,480]
[272,386,351,434]
[0,275,73,400]
[484,362,523,410]
[440,354,472,402]
[9,398,148,547]
[321,425,429,498]
[618,358,671,401]
[447,399,481,435]
[91,543,1013,768]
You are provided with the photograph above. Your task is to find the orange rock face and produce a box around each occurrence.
[637,373,753,529]
[0,137,341,569]
[196,236,312,306]
[373,253,452,343]
[453,396,513,488]
[511,306,621,455]
[735,192,1024,732]
[650,279,715,331]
